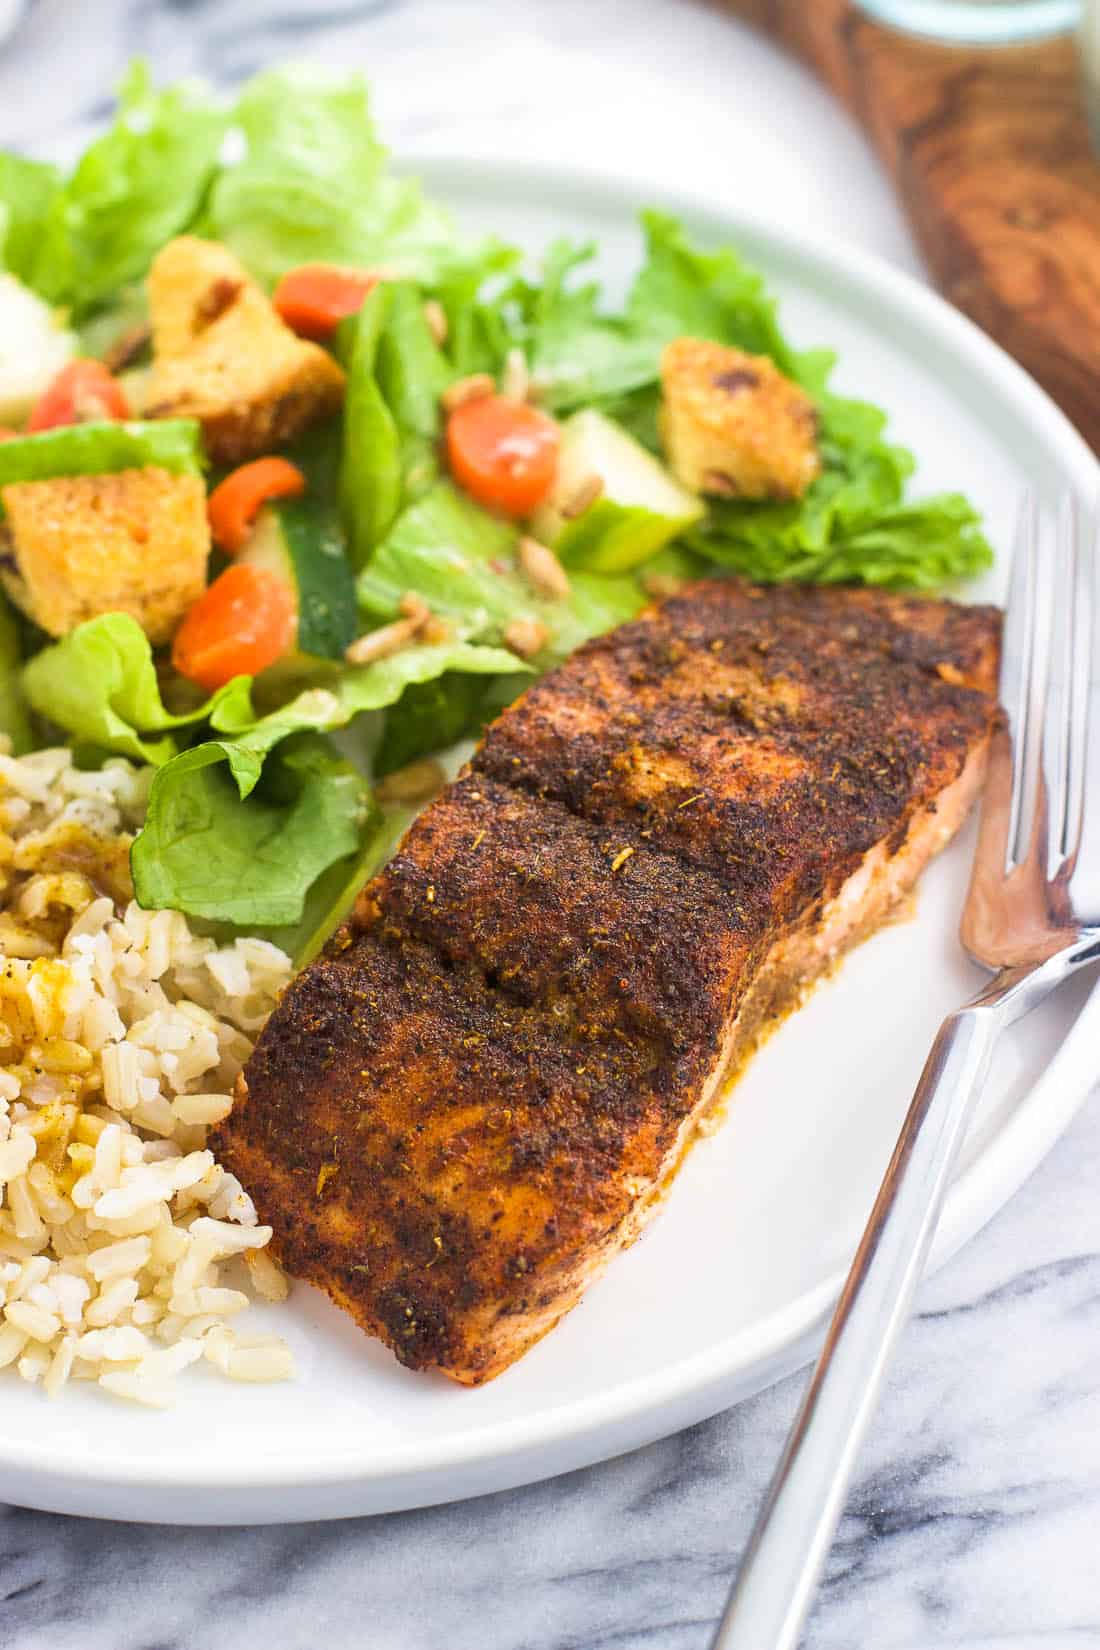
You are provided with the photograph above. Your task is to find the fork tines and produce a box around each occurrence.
[1001,495,1097,885]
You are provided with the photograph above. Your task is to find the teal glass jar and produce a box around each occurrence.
[853,0,1079,42]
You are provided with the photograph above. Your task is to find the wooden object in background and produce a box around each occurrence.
[722,0,1100,456]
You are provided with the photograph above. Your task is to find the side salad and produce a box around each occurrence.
[0,64,992,965]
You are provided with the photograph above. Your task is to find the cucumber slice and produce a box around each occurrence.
[530,409,704,574]
[240,497,358,663]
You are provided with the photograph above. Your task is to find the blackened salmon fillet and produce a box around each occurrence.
[212,581,1000,1383]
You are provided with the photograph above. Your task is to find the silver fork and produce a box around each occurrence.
[709,496,1100,1650]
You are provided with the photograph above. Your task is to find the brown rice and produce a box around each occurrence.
[0,743,296,1407]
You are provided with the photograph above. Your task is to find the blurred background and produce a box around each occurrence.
[0,1,934,269]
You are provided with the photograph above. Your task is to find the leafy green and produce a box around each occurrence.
[1,64,479,321]
[517,214,805,415]
[374,282,451,497]
[125,631,518,939]
[554,570,654,658]
[24,611,519,781]
[0,154,64,292]
[357,482,650,665]
[21,615,224,765]
[520,239,658,414]
[626,212,804,375]
[432,243,523,377]
[693,490,992,588]
[517,213,991,586]
[256,821,386,966]
[131,734,370,928]
[357,483,515,625]
[340,283,402,565]
[0,421,204,498]
[2,64,224,315]
[22,606,522,943]
[204,68,454,291]
[339,280,454,567]
[689,402,991,588]
[0,593,31,755]
[374,670,490,778]
[351,482,648,766]
[206,636,522,788]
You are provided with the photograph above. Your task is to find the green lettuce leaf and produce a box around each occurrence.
[357,482,515,627]
[255,821,387,967]
[340,283,402,565]
[23,611,519,778]
[127,640,517,941]
[4,63,224,314]
[339,279,455,566]
[374,282,451,496]
[518,214,808,416]
[0,154,65,292]
[521,238,658,414]
[205,68,454,291]
[432,242,523,378]
[626,211,804,374]
[692,490,992,589]
[2,64,487,321]
[351,483,650,766]
[0,420,204,498]
[204,636,523,796]
[21,615,224,765]
[687,377,989,588]
[357,482,650,665]
[373,670,491,778]
[131,734,371,928]
[95,614,517,947]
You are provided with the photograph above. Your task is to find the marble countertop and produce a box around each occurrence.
[1,2,1098,1646]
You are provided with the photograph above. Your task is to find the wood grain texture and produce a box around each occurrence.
[721,0,1100,456]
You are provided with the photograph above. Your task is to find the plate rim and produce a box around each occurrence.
[3,151,1099,1518]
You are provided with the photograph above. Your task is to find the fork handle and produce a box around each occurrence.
[709,953,1078,1650]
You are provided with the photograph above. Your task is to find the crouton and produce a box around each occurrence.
[0,467,209,642]
[144,238,345,465]
[659,338,821,501]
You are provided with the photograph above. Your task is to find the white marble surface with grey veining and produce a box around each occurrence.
[0,3,1098,1646]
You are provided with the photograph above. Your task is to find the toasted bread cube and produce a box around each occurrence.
[145,237,345,465]
[0,467,209,642]
[659,338,821,501]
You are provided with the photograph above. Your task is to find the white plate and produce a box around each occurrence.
[3,157,1099,1525]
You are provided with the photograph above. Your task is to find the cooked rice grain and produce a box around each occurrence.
[0,745,295,1407]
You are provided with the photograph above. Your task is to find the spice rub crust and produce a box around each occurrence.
[213,580,999,1383]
